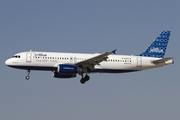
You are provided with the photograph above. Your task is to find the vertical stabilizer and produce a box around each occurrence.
[138,31,171,58]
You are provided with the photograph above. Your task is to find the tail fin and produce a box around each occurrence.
[138,31,171,58]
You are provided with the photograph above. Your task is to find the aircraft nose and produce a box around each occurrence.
[5,59,10,66]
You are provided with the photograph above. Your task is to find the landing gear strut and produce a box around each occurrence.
[80,74,90,84]
[26,70,30,80]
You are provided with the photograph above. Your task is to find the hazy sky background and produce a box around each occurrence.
[0,0,179,120]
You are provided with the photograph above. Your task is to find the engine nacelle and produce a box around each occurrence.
[57,64,81,73]
[53,71,76,78]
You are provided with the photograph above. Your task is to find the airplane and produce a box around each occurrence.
[5,31,174,84]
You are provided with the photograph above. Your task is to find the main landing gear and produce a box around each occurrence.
[80,74,90,84]
[26,70,30,80]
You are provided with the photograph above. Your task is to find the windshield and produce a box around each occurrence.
[12,55,20,58]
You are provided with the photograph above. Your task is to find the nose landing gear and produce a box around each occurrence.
[26,76,30,80]
[26,70,30,80]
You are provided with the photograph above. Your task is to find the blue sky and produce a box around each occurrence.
[0,0,179,120]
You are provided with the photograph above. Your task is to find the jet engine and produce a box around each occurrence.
[57,64,82,73]
[53,71,76,78]
[53,64,82,78]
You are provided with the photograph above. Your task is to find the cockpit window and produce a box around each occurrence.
[12,55,21,58]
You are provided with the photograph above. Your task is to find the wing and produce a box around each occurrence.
[75,49,117,70]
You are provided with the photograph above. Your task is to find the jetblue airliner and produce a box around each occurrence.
[5,31,174,84]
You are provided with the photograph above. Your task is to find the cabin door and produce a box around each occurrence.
[26,53,31,62]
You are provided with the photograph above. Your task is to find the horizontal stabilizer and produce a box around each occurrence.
[152,57,173,64]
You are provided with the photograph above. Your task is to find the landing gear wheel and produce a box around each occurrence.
[26,76,30,80]
[80,78,86,84]
[84,75,90,81]
[26,70,30,80]
[80,75,90,84]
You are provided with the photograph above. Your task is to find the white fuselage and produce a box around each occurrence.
[5,51,173,73]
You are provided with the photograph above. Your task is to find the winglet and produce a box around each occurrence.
[112,49,117,54]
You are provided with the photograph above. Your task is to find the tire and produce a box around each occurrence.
[80,78,86,84]
[26,76,30,80]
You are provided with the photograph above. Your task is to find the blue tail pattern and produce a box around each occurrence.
[138,31,171,58]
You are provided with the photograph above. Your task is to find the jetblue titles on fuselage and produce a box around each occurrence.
[35,53,47,57]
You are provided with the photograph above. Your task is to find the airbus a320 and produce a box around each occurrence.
[5,31,174,84]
